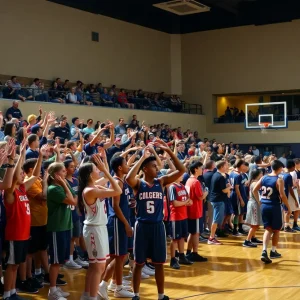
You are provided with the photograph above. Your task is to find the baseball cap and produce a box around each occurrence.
[31,124,40,134]
[27,114,37,123]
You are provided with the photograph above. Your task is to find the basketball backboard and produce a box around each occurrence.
[245,101,287,129]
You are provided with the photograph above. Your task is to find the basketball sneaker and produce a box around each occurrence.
[270,250,281,259]
[48,289,67,300]
[57,287,70,298]
[142,265,155,276]
[207,237,222,245]
[178,255,193,265]
[108,282,132,292]
[261,250,272,264]
[114,288,134,298]
[64,260,82,269]
[18,279,39,294]
[251,237,263,244]
[292,226,300,231]
[74,257,89,268]
[243,240,257,248]
[284,226,296,233]
[98,282,109,300]
[186,253,207,262]
[170,258,180,269]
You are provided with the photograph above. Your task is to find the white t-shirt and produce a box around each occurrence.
[279,157,287,167]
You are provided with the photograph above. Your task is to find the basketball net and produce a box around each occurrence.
[260,123,270,134]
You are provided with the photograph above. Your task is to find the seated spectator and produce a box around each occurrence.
[48,81,65,103]
[89,87,100,106]
[11,76,21,90]
[170,95,182,112]
[137,89,144,98]
[101,88,114,107]
[19,84,34,101]
[6,101,23,120]
[63,79,70,92]
[55,77,64,91]
[2,80,17,100]
[118,89,134,109]
[30,78,49,102]
[66,87,81,104]
[96,83,103,94]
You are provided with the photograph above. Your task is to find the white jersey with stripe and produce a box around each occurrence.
[83,188,107,226]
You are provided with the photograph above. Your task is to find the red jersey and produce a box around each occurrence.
[185,177,203,219]
[168,183,188,221]
[4,184,31,240]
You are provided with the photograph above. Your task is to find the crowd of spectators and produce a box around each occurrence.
[0,76,184,113]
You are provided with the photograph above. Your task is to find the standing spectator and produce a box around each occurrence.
[51,116,70,143]
[248,146,254,155]
[279,153,287,167]
[287,150,296,160]
[46,162,77,300]
[252,146,259,156]
[208,161,231,245]
[115,118,126,135]
[6,101,23,120]
[82,119,94,135]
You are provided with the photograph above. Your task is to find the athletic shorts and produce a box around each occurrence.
[188,218,200,234]
[107,217,129,256]
[72,220,81,238]
[282,194,300,212]
[261,203,282,231]
[225,198,234,215]
[6,240,29,265]
[231,198,246,215]
[83,225,109,263]
[212,202,225,225]
[171,219,188,240]
[47,230,71,264]
[28,225,48,254]
[133,221,166,265]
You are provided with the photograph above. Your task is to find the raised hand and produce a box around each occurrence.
[39,105,43,116]
[92,154,106,172]
[6,138,15,157]
[0,148,8,166]
[142,146,152,159]
[98,147,107,160]
[54,174,65,185]
[40,144,50,156]
[20,138,28,154]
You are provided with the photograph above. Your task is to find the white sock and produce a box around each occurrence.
[35,268,42,275]
[263,245,267,251]
[100,280,108,287]
[158,293,164,300]
[83,292,90,297]
[116,285,122,291]
[110,279,115,285]
[50,286,57,293]
[272,246,276,252]
[135,293,140,297]
[10,288,16,295]
[69,255,74,262]
[3,291,10,298]
[90,297,97,300]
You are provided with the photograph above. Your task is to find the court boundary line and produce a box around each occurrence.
[173,285,300,299]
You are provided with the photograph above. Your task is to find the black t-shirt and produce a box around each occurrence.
[203,170,215,200]
[51,126,70,142]
[210,172,227,203]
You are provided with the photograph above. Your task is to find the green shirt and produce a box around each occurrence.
[47,184,75,232]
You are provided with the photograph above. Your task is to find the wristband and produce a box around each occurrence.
[7,164,15,168]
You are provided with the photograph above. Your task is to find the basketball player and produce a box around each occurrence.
[253,160,290,264]
[126,140,185,300]
[99,155,134,298]
[185,161,208,261]
[168,174,193,269]
[229,160,247,236]
[78,154,122,300]
[282,160,299,232]
[4,139,43,300]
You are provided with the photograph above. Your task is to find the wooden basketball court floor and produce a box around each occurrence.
[22,230,300,300]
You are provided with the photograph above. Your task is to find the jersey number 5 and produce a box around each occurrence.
[146,201,155,214]
[261,186,273,199]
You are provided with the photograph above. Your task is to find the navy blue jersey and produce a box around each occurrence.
[229,171,243,202]
[282,173,293,198]
[225,173,230,199]
[241,173,249,200]
[66,177,79,222]
[108,177,130,220]
[136,179,164,223]
[260,175,281,205]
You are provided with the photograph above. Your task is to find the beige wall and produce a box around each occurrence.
[181,20,300,142]
[170,35,182,95]
[0,99,206,136]
[0,0,171,93]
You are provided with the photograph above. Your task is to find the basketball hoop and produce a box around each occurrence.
[260,122,271,134]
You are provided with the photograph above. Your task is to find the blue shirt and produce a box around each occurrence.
[66,177,79,222]
[108,177,130,220]
[282,173,293,198]
[260,175,280,205]
[25,148,39,160]
[136,179,164,223]
[229,171,243,202]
